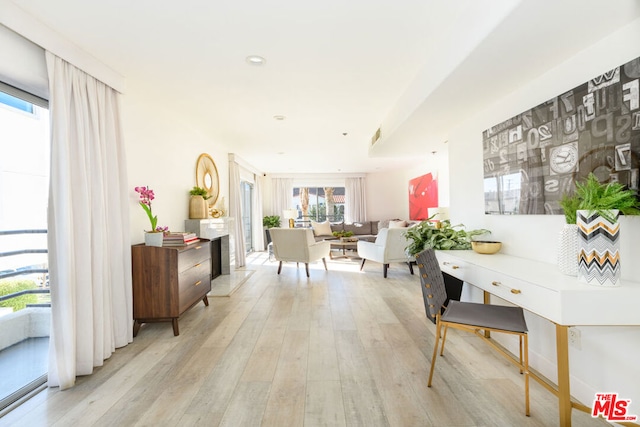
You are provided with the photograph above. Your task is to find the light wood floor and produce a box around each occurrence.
[1,252,608,427]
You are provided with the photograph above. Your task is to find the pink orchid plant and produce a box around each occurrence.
[134,186,168,233]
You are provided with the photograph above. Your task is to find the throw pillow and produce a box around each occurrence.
[311,220,332,236]
[389,220,408,228]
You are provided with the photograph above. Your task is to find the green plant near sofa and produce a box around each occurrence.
[263,215,281,228]
[404,219,490,256]
[332,230,353,238]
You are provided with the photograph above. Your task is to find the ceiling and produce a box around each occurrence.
[9,0,640,174]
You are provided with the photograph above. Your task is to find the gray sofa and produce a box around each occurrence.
[308,221,378,243]
[312,219,419,243]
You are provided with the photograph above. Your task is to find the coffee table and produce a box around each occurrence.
[328,238,359,259]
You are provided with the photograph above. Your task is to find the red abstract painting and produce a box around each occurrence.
[409,173,438,220]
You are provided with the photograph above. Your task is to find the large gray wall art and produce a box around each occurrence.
[483,56,640,215]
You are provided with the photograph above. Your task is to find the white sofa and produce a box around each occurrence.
[357,227,415,278]
[270,228,332,277]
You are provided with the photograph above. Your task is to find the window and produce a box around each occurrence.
[292,187,345,225]
[240,181,253,253]
[0,87,50,413]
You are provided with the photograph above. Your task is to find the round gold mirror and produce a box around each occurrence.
[196,153,219,205]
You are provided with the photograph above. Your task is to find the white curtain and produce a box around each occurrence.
[229,160,246,267]
[253,176,265,251]
[272,178,293,219]
[345,177,367,223]
[46,52,132,390]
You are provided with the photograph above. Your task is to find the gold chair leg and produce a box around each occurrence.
[524,333,530,416]
[519,335,524,374]
[440,325,449,356]
[428,318,442,387]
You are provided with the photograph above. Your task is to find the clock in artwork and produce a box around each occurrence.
[549,142,578,175]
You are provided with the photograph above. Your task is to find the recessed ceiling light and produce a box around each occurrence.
[246,55,266,65]
[273,115,286,121]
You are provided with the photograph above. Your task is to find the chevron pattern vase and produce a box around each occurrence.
[577,209,620,287]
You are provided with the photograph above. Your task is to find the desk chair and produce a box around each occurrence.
[415,248,530,416]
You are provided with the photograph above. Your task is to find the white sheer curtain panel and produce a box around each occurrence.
[253,176,265,251]
[229,160,246,267]
[46,52,132,390]
[272,178,293,218]
[345,177,367,223]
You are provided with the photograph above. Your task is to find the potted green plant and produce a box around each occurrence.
[560,173,640,286]
[404,218,490,256]
[188,186,211,219]
[263,215,281,244]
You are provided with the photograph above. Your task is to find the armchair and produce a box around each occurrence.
[357,228,414,278]
[269,228,331,277]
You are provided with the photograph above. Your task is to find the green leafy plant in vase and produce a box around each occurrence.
[263,215,281,228]
[262,215,281,245]
[559,173,640,285]
[404,218,490,256]
[189,186,211,219]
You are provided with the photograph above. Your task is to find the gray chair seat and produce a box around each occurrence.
[443,300,528,333]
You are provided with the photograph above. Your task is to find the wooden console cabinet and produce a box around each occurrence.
[131,239,212,336]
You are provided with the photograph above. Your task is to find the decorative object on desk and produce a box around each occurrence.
[471,240,502,254]
[135,186,168,246]
[569,173,640,286]
[263,215,281,245]
[557,193,581,276]
[283,209,298,228]
[188,186,210,219]
[404,219,490,256]
[195,153,220,204]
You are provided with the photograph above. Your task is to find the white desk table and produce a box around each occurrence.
[435,250,640,427]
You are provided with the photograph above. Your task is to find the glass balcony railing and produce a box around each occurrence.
[0,229,49,413]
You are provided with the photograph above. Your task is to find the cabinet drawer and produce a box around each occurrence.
[179,260,211,293]
[178,272,211,314]
[473,269,560,320]
[437,254,468,282]
[178,241,210,273]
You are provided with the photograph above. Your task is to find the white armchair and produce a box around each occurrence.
[357,227,415,278]
[269,228,332,277]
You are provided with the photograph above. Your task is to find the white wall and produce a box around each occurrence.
[123,86,230,244]
[367,150,449,222]
[449,17,640,414]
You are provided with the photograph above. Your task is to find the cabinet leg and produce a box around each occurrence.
[133,320,141,337]
[203,295,209,306]
[172,318,180,336]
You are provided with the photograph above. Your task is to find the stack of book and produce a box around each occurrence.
[163,232,199,246]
